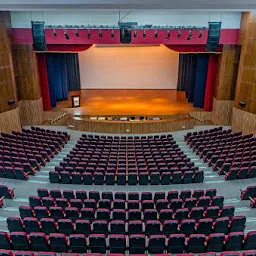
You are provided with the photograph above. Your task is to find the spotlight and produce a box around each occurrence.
[87,29,91,39]
[167,30,170,40]
[177,29,181,38]
[53,29,57,37]
[134,30,137,38]
[75,29,79,37]
[64,30,69,40]
[187,30,192,40]
[154,30,158,38]
[99,29,102,37]
[143,29,146,38]
[199,30,203,38]
[111,29,114,38]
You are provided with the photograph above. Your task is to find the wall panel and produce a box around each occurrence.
[231,107,256,135]
[0,11,18,113]
[18,98,44,126]
[12,44,41,100]
[0,107,21,133]
[235,12,256,114]
[212,98,234,125]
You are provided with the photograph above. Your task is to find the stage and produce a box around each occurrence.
[56,89,202,116]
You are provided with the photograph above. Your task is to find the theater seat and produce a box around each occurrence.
[89,234,106,253]
[148,235,166,254]
[225,232,244,251]
[129,234,146,254]
[70,234,87,253]
[30,232,50,251]
[49,233,68,252]
[11,232,30,251]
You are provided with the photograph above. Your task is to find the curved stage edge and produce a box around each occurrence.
[67,116,199,134]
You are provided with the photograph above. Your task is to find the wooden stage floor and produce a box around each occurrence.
[57,89,202,116]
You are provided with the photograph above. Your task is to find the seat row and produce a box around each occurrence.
[1,251,256,256]
[29,196,225,212]
[36,188,218,201]
[19,205,236,223]
[1,231,256,254]
[7,216,245,237]
[49,170,204,185]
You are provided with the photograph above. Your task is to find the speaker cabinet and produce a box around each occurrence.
[120,28,132,44]
[206,22,221,52]
[31,21,47,51]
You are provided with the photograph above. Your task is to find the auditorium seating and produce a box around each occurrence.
[0,184,14,208]
[240,186,256,208]
[1,252,256,256]
[0,127,70,180]
[50,134,203,185]
[0,230,256,253]
[185,127,256,180]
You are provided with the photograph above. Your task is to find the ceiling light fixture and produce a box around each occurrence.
[167,30,170,40]
[143,29,146,38]
[64,30,69,40]
[187,29,192,40]
[177,29,182,38]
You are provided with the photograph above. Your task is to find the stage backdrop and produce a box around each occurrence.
[78,45,179,89]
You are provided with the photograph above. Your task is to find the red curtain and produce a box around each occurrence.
[46,44,92,52]
[37,53,52,111]
[204,54,218,111]
[165,45,223,53]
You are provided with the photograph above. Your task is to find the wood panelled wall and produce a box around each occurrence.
[212,98,234,125]
[0,12,18,113]
[12,44,41,101]
[232,107,256,135]
[214,45,240,100]
[0,108,21,133]
[235,12,256,114]
[12,44,44,125]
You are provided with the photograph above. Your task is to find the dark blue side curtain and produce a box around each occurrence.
[177,53,209,108]
[187,54,197,103]
[65,54,81,91]
[193,54,209,108]
[46,53,81,108]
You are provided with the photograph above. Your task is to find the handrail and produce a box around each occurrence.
[189,112,205,124]
[50,112,67,124]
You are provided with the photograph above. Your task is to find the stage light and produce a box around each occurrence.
[75,29,79,37]
[199,30,203,38]
[143,29,146,38]
[99,29,102,37]
[53,29,57,37]
[154,30,158,38]
[64,30,69,40]
[167,30,170,40]
[177,29,181,38]
[87,29,91,39]
[134,30,137,37]
[111,29,114,37]
[187,29,192,40]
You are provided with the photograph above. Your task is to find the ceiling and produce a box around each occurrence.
[0,0,255,10]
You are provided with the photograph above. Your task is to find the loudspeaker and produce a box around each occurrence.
[31,21,47,51]
[239,101,246,107]
[206,22,221,52]
[8,99,15,105]
[120,28,132,44]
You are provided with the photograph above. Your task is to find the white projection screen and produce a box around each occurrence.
[78,44,179,89]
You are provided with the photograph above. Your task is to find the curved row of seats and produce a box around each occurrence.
[1,250,256,256]
[185,128,256,180]
[240,186,256,208]
[0,128,70,180]
[1,231,256,254]
[49,169,204,185]
[7,215,246,237]
[52,134,202,185]
[19,205,236,224]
